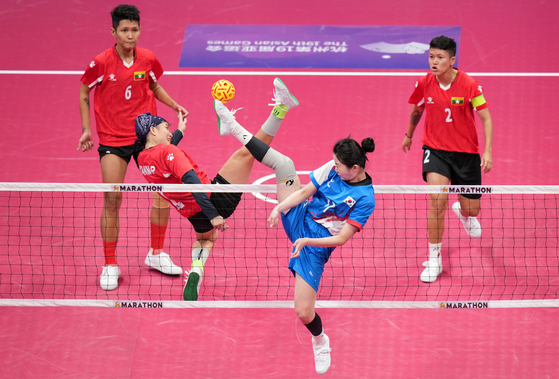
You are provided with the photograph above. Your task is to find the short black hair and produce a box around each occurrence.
[430,35,456,58]
[111,4,140,30]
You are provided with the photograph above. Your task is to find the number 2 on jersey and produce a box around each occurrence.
[445,108,453,123]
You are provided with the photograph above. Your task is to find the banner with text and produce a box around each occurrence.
[179,25,461,69]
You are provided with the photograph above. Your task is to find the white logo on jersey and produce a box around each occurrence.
[108,74,116,81]
[343,196,356,208]
[139,165,155,176]
[478,85,483,93]
[163,173,171,178]
[323,199,336,213]
[327,177,335,188]
[90,61,96,68]
[427,97,434,104]
[166,153,174,161]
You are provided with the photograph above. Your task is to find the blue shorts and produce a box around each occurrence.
[281,202,335,292]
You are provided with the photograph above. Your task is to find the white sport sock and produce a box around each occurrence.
[230,121,253,146]
[260,114,282,137]
[192,247,210,265]
[428,243,442,260]
[312,330,327,346]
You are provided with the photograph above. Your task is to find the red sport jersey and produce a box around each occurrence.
[81,46,164,146]
[408,69,488,154]
[137,144,211,218]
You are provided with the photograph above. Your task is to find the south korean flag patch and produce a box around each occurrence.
[343,196,356,208]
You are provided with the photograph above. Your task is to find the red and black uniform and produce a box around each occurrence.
[81,46,163,147]
[408,68,489,197]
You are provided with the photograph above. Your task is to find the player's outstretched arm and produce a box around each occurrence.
[290,223,359,258]
[77,83,94,152]
[478,107,494,173]
[149,82,188,117]
[268,183,318,227]
[402,105,424,152]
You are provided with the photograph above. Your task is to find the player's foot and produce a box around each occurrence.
[270,78,300,110]
[452,201,482,238]
[313,333,332,375]
[183,260,204,301]
[144,249,182,275]
[214,99,242,136]
[100,265,121,291]
[420,257,442,283]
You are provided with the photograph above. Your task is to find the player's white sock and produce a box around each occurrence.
[262,110,284,136]
[312,329,327,347]
[192,247,210,265]
[229,122,253,146]
[428,242,442,260]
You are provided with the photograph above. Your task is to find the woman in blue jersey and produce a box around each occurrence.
[214,99,376,375]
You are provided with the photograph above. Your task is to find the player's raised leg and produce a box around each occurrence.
[183,78,300,300]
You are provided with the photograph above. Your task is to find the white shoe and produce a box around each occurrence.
[183,261,204,301]
[313,334,332,375]
[452,202,482,238]
[420,257,442,283]
[270,78,300,110]
[214,99,242,136]
[100,265,120,291]
[145,249,182,275]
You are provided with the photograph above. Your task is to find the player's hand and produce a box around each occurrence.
[402,135,412,152]
[77,130,94,152]
[291,238,310,258]
[481,151,493,174]
[211,215,228,231]
[177,110,187,135]
[174,103,188,117]
[268,207,281,227]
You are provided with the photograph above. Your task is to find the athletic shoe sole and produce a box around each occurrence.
[183,272,200,301]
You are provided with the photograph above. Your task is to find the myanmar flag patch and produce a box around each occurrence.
[134,71,146,81]
[451,97,464,106]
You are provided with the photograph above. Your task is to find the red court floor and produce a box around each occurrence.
[1,0,559,378]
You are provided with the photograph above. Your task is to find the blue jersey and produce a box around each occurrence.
[308,160,375,235]
[282,160,375,292]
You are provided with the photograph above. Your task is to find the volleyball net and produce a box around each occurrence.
[0,182,558,308]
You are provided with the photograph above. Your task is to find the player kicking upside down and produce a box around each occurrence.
[134,78,299,300]
[213,99,376,375]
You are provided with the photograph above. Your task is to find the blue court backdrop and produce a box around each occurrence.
[179,25,461,69]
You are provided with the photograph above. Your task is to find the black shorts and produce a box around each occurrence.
[188,174,243,233]
[98,144,133,164]
[422,145,482,199]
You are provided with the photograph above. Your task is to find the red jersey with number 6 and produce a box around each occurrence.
[408,69,488,154]
[81,46,164,146]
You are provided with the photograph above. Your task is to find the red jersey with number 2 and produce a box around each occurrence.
[408,69,488,154]
[81,46,163,146]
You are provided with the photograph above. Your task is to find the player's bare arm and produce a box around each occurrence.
[290,223,358,258]
[402,105,424,152]
[477,107,494,173]
[77,83,94,152]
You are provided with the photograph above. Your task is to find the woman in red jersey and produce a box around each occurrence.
[402,35,494,283]
[77,4,187,290]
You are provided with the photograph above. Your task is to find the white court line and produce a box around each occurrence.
[0,70,558,77]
